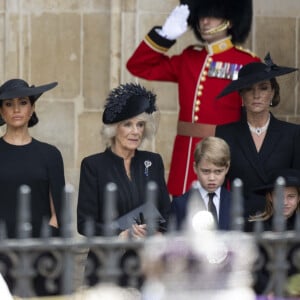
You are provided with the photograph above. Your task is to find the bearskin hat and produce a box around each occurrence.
[180,0,253,44]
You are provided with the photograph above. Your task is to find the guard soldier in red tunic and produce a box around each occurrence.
[127,0,261,197]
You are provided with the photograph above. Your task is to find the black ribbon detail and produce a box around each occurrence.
[264,52,279,72]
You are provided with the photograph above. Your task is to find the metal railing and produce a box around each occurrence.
[0,180,299,298]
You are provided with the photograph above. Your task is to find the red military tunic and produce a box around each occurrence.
[127,27,260,196]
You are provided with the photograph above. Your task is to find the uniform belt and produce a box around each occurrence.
[177,121,216,138]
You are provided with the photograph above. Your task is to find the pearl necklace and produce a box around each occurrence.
[248,115,270,136]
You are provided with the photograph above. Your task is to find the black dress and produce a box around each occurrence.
[0,137,65,296]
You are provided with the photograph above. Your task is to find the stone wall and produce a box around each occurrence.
[0,0,299,210]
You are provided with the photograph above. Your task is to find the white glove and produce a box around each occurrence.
[156,4,190,40]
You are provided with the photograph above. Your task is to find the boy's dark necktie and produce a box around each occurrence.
[208,192,218,225]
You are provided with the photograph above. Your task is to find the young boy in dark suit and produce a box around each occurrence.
[171,136,231,231]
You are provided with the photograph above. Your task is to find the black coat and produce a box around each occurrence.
[77,148,171,236]
[216,113,300,217]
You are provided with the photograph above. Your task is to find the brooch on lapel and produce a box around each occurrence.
[144,160,152,176]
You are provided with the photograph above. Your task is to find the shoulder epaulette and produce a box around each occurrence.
[235,45,258,57]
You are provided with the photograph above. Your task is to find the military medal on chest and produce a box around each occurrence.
[208,61,243,80]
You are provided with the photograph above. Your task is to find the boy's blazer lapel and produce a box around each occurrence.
[218,187,231,230]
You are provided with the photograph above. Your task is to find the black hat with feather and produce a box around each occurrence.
[102,83,157,124]
[217,53,298,98]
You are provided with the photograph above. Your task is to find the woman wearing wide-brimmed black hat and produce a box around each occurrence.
[216,54,300,220]
[0,78,65,296]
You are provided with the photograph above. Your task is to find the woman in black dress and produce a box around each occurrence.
[216,54,300,219]
[0,78,65,296]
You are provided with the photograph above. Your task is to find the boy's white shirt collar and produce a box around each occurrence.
[194,181,221,218]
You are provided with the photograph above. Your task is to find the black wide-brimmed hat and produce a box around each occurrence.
[0,79,57,102]
[254,169,300,195]
[0,79,58,127]
[180,0,253,43]
[217,53,298,98]
[102,83,157,124]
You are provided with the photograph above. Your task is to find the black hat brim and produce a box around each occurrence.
[253,170,300,196]
[0,82,58,101]
[217,66,297,99]
[217,67,298,99]
[217,67,298,98]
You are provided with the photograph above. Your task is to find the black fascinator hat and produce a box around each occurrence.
[180,0,253,44]
[0,79,58,127]
[102,83,157,124]
[217,53,298,98]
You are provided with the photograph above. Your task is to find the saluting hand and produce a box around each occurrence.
[156,4,190,40]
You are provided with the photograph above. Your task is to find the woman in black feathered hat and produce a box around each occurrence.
[127,0,260,199]
[77,83,171,286]
[0,78,65,296]
[216,54,300,219]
